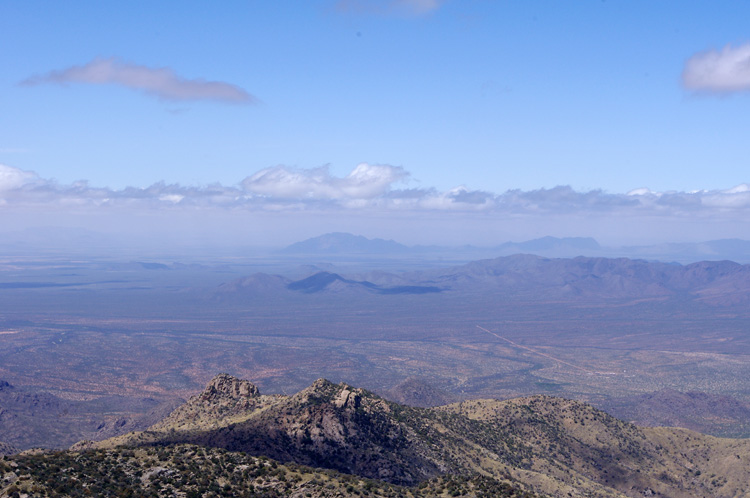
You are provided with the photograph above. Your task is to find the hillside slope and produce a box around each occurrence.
[0,442,18,457]
[79,374,750,498]
[0,444,537,498]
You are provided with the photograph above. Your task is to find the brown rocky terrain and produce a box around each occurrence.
[80,374,750,498]
[0,442,18,457]
[6,253,750,453]
[600,388,750,438]
[0,379,181,450]
[380,377,459,408]
[0,444,538,498]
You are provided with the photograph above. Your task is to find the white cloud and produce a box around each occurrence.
[159,194,185,204]
[701,184,750,208]
[2,163,750,225]
[0,164,39,191]
[723,184,750,194]
[21,57,256,103]
[241,163,408,200]
[627,187,657,196]
[682,43,750,93]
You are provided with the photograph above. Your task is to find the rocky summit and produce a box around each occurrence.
[65,374,750,498]
[198,373,260,402]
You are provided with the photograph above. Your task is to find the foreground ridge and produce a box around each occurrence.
[0,444,537,498]
[69,374,750,497]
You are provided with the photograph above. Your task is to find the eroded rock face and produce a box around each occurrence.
[147,374,274,432]
[333,388,361,409]
[199,374,260,402]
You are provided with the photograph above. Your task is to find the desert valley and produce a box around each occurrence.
[2,233,750,497]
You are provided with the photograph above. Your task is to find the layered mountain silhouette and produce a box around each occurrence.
[495,236,600,255]
[78,374,750,498]
[217,254,750,305]
[279,232,750,262]
[412,255,750,303]
[281,232,410,255]
[216,270,442,297]
[281,232,607,260]
[620,238,750,264]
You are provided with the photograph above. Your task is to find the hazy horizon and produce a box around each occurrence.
[2,1,749,251]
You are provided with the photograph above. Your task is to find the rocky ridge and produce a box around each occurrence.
[0,444,537,498]
[78,374,750,498]
[216,254,750,305]
[146,373,280,432]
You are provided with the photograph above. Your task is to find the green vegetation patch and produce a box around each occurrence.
[0,445,538,498]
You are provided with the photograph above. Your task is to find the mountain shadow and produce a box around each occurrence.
[287,271,442,295]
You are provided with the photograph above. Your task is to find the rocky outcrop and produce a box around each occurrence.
[81,375,750,497]
[149,374,279,431]
[198,373,260,402]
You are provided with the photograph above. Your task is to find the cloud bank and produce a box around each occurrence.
[21,57,255,103]
[683,43,750,93]
[1,163,749,220]
[0,164,39,191]
[241,163,408,201]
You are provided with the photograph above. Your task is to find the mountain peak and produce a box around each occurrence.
[199,373,260,402]
[287,271,347,293]
[310,377,336,390]
[149,374,271,431]
[301,378,350,399]
[294,379,374,411]
[81,376,750,496]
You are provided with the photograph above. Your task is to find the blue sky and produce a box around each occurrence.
[1,1,750,249]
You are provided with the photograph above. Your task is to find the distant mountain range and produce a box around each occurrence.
[73,373,750,498]
[279,232,750,263]
[495,235,601,254]
[217,253,750,305]
[217,270,443,297]
[281,232,410,255]
[4,227,749,263]
[280,232,601,258]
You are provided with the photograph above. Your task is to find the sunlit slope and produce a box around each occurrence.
[80,374,750,498]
